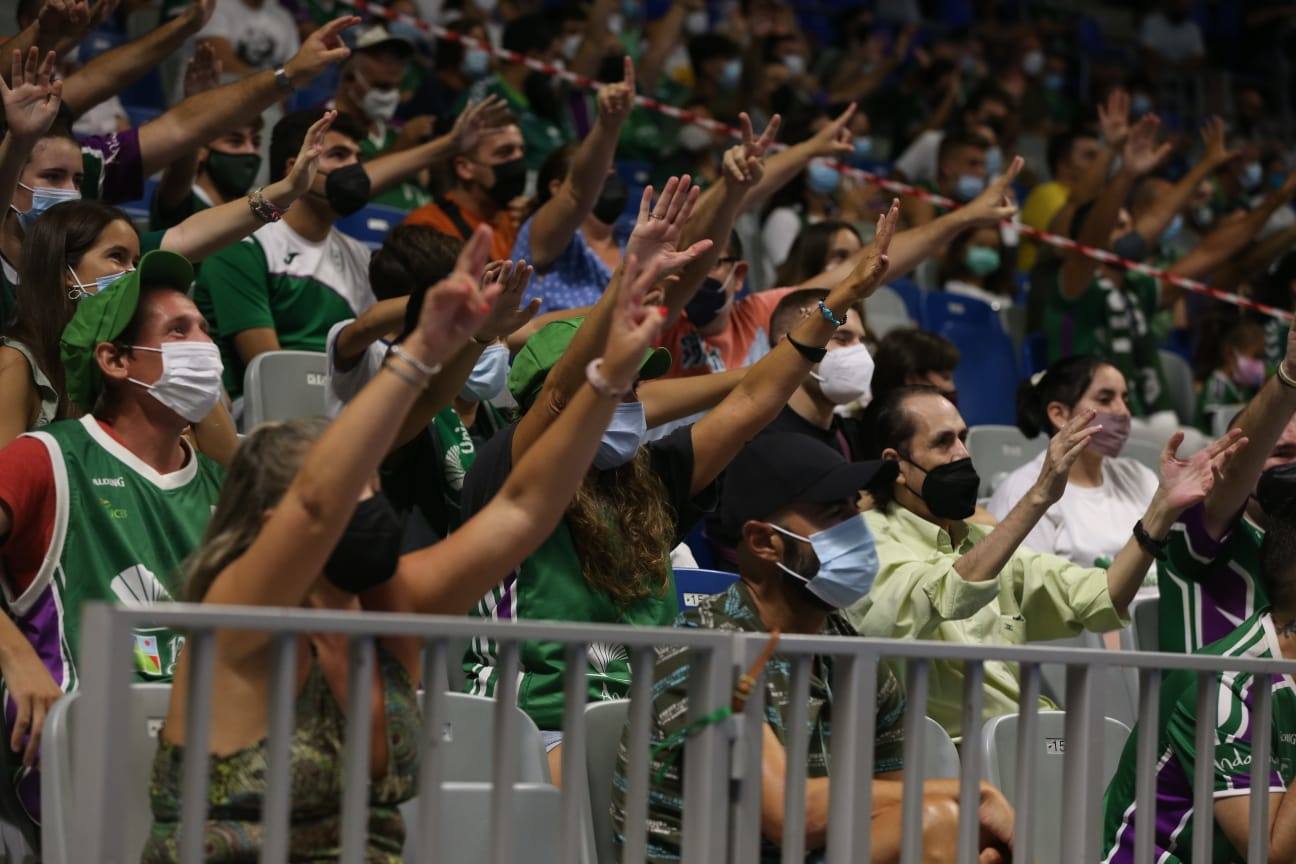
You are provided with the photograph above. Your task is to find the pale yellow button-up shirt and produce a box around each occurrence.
[845,504,1127,740]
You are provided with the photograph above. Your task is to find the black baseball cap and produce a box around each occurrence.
[720,433,898,537]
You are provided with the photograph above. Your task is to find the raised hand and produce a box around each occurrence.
[449,95,512,154]
[476,259,540,341]
[1122,114,1172,177]
[623,176,713,277]
[182,41,222,99]
[394,114,436,151]
[600,253,667,391]
[596,56,635,126]
[0,48,61,144]
[806,102,857,159]
[1098,87,1131,149]
[739,110,781,162]
[1032,407,1100,504]
[1200,116,1236,168]
[957,155,1023,227]
[842,198,900,299]
[180,0,215,33]
[38,0,91,48]
[279,110,335,201]
[411,224,503,365]
[1158,428,1247,513]
[283,16,358,87]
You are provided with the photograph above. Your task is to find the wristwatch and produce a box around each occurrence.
[273,66,294,94]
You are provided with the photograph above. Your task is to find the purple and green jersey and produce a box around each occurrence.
[1101,611,1296,864]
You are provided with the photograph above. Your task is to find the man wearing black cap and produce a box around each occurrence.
[607,434,1015,863]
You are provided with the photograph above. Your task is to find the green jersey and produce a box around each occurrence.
[1042,267,1172,416]
[1196,370,1254,433]
[194,221,374,398]
[1157,502,1267,654]
[1102,610,1296,864]
[358,125,431,211]
[381,406,477,538]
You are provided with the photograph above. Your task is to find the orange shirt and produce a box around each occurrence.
[659,288,795,378]
[403,196,518,260]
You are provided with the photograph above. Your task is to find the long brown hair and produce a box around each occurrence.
[5,200,134,418]
[564,448,676,608]
[182,418,328,602]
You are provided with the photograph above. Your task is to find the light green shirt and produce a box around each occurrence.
[844,504,1127,739]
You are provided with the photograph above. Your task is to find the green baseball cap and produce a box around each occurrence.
[508,317,672,409]
[60,249,195,407]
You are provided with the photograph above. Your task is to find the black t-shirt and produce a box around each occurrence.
[461,421,717,545]
[761,404,856,458]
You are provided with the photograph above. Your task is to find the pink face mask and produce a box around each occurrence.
[1233,354,1267,390]
[1088,410,1131,458]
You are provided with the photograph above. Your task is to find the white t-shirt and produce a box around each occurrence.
[324,318,386,418]
[71,95,127,138]
[1138,13,1204,63]
[894,129,944,186]
[199,0,300,70]
[987,449,1159,569]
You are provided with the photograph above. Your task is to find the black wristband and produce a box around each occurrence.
[1132,519,1168,560]
[786,335,827,364]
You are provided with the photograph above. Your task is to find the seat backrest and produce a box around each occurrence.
[922,716,960,780]
[1121,437,1163,473]
[924,291,1001,332]
[1158,350,1197,427]
[584,700,630,864]
[430,692,549,784]
[945,324,1019,426]
[885,278,925,324]
[966,425,1047,497]
[335,204,406,249]
[673,568,739,612]
[865,286,913,328]
[42,684,172,864]
[401,782,562,864]
[1020,332,1048,378]
[1131,595,1159,652]
[982,710,1130,864]
[241,350,328,430]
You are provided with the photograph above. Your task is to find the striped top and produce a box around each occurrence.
[1101,610,1296,864]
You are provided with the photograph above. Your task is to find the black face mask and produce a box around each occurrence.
[1258,463,1296,518]
[324,491,403,593]
[905,455,980,520]
[485,156,527,208]
[205,150,261,200]
[684,276,728,328]
[319,163,372,216]
[1111,231,1148,264]
[592,173,628,225]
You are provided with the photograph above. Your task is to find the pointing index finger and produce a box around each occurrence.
[623,55,635,94]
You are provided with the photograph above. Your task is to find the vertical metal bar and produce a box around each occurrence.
[731,642,766,864]
[1060,664,1095,864]
[899,660,930,864]
[74,605,134,863]
[779,654,812,864]
[560,642,590,864]
[622,647,655,864]
[681,637,733,864]
[489,641,521,864]
[956,662,985,864]
[1249,675,1273,864]
[413,639,449,864]
[826,653,862,864]
[853,654,877,863]
[1134,668,1162,864]
[180,629,216,864]
[1012,663,1041,864]
[259,634,298,864]
[339,637,376,864]
[1192,672,1219,864]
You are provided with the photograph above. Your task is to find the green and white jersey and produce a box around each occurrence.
[1157,502,1267,654]
[194,221,374,397]
[358,125,431,212]
[1102,610,1296,864]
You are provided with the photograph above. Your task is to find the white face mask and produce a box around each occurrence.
[359,80,401,123]
[460,342,509,402]
[127,341,224,423]
[811,343,874,405]
[561,33,582,60]
[593,401,646,470]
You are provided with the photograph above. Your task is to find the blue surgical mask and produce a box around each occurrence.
[460,342,509,402]
[66,265,130,300]
[984,145,1004,177]
[806,159,841,196]
[1130,93,1153,116]
[771,513,879,609]
[462,46,491,79]
[1159,212,1184,246]
[852,135,873,163]
[1243,161,1264,191]
[594,400,646,470]
[718,58,742,91]
[15,183,80,231]
[953,173,986,202]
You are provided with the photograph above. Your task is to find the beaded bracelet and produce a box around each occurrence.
[818,300,846,327]
[390,343,442,377]
[248,187,286,223]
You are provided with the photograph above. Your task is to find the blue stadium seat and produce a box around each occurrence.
[1021,332,1048,378]
[336,204,407,249]
[674,568,737,612]
[885,277,925,326]
[923,290,1002,333]
[122,104,162,128]
[945,322,1019,426]
[77,29,125,62]
[117,176,159,225]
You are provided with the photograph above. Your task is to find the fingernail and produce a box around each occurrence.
[657,306,669,316]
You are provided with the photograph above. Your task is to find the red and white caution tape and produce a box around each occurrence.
[346,0,1294,322]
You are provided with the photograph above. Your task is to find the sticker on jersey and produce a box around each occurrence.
[134,633,163,676]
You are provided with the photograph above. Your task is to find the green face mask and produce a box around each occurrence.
[204,150,262,200]
[963,244,1001,277]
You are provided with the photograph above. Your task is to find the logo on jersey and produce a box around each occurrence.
[92,477,125,488]
[284,252,299,265]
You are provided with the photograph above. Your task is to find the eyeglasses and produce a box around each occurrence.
[717,256,741,265]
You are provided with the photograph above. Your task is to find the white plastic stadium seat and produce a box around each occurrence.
[1158,350,1197,427]
[982,710,1130,864]
[922,715,960,780]
[428,692,550,784]
[585,699,630,864]
[241,350,328,430]
[41,684,172,864]
[966,425,1047,497]
[401,782,562,864]
[1130,594,1159,652]
[864,286,914,338]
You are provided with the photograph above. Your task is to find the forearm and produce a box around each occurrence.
[366,134,456,195]
[334,298,407,370]
[1135,160,1213,241]
[1061,170,1135,296]
[1269,784,1296,860]
[741,141,815,213]
[1171,193,1290,280]
[639,366,746,427]
[0,27,41,84]
[505,305,588,353]
[637,1,685,93]
[533,269,621,406]
[0,612,35,669]
[1204,376,1296,533]
[1103,492,1175,615]
[529,116,624,267]
[155,150,202,214]
[808,211,967,290]
[1068,148,1117,207]
[392,341,484,449]
[1212,226,1296,292]
[62,11,199,115]
[192,402,239,467]
[953,486,1051,582]
[159,179,301,261]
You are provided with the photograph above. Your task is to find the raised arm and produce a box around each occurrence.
[527,58,634,270]
[153,44,221,217]
[364,96,511,197]
[201,224,501,622]
[636,0,687,95]
[687,200,900,495]
[136,16,357,178]
[738,103,855,214]
[639,366,747,428]
[1132,117,1236,244]
[159,111,335,261]
[0,48,62,221]
[1167,170,1296,282]
[510,175,711,463]
[60,0,214,117]
[383,263,667,616]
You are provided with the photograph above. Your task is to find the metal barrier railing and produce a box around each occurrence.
[70,602,1296,864]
